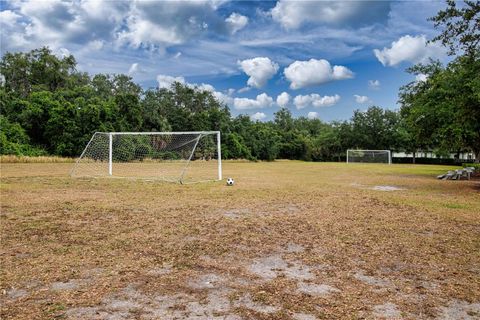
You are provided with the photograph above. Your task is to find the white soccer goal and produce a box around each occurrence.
[346,149,392,164]
[71,131,222,183]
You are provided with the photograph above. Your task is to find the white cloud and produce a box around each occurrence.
[0,10,21,27]
[354,95,370,104]
[284,59,354,89]
[116,1,225,49]
[415,73,428,82]
[0,9,33,50]
[307,112,319,120]
[225,12,248,34]
[128,63,141,75]
[157,74,186,89]
[368,80,380,89]
[238,87,251,93]
[4,0,130,52]
[118,14,183,48]
[250,112,267,121]
[3,0,239,53]
[276,92,291,108]
[195,83,235,105]
[80,0,129,23]
[332,65,354,79]
[196,83,215,92]
[374,34,445,67]
[212,91,233,106]
[270,0,391,29]
[56,47,71,58]
[234,93,274,110]
[293,94,340,109]
[86,40,105,51]
[238,57,279,88]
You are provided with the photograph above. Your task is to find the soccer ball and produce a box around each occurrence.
[226,178,235,186]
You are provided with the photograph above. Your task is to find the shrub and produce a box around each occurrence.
[463,163,480,171]
[0,115,47,156]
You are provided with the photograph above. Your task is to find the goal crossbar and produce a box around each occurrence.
[105,131,221,135]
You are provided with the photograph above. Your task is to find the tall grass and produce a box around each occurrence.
[0,155,75,163]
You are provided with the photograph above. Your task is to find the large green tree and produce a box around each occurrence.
[0,47,77,97]
[400,57,480,161]
[274,109,311,160]
[429,0,480,56]
[399,1,480,162]
[349,106,403,151]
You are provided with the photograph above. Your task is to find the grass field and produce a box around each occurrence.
[1,161,479,319]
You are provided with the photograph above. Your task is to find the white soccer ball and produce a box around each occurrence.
[226,177,235,186]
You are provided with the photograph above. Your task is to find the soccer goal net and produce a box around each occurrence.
[346,150,391,164]
[71,131,222,183]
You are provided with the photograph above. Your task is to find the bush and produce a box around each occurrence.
[0,115,47,156]
[393,157,464,165]
[463,163,480,171]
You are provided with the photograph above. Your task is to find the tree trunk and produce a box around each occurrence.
[475,150,480,163]
[412,151,416,164]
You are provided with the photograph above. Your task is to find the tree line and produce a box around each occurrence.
[0,1,478,162]
[0,47,399,162]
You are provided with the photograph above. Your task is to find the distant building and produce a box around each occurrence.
[393,151,475,161]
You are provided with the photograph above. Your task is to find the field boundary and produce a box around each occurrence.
[0,155,75,163]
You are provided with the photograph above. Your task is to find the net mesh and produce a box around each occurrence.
[71,132,220,183]
[347,150,391,164]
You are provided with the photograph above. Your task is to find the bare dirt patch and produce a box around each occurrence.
[248,253,315,282]
[372,302,402,319]
[51,280,80,291]
[223,208,251,219]
[285,243,305,253]
[233,293,279,314]
[249,254,288,281]
[4,288,28,299]
[188,273,226,290]
[437,300,480,320]
[66,283,238,319]
[66,275,280,319]
[371,185,406,191]
[350,182,406,191]
[297,282,340,297]
[292,312,317,320]
[353,271,392,288]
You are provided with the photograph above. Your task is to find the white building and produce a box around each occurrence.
[392,151,475,161]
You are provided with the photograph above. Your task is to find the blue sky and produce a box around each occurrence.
[0,0,449,122]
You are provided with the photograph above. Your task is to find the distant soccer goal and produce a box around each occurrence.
[346,150,391,164]
[71,131,222,184]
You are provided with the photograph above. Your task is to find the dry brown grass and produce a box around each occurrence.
[0,155,75,163]
[1,161,479,319]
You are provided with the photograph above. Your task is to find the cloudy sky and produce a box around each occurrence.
[0,0,449,121]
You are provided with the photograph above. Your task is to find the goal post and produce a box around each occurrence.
[346,149,391,164]
[71,131,222,183]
